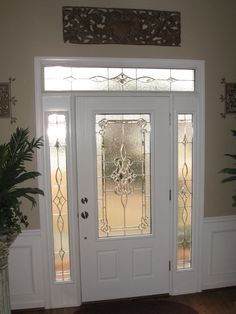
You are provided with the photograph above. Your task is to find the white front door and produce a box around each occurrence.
[76,96,170,302]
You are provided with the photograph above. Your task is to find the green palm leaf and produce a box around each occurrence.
[221,176,236,183]
[14,171,42,184]
[220,129,236,207]
[0,127,44,236]
[220,168,236,175]
[225,153,236,159]
[232,195,236,206]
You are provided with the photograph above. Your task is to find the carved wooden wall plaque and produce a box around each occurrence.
[0,78,17,123]
[220,78,236,118]
[0,83,10,118]
[63,7,181,46]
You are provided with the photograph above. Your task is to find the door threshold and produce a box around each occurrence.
[82,293,170,306]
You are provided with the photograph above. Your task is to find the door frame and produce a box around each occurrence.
[34,57,205,309]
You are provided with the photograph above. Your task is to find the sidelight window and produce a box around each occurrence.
[47,113,71,281]
[177,114,193,269]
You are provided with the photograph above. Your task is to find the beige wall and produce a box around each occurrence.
[1,0,236,229]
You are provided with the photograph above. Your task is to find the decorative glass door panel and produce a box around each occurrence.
[96,114,151,238]
[47,113,71,281]
[177,114,193,269]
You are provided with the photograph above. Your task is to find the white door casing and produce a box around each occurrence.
[35,57,205,309]
[76,96,170,302]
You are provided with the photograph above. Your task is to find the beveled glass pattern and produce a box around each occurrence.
[96,114,151,238]
[44,66,195,92]
[177,114,193,269]
[47,113,71,281]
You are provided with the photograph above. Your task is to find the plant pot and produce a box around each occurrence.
[0,234,18,314]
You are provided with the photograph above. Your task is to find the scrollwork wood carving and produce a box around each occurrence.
[63,6,181,46]
[0,77,17,123]
[220,78,236,118]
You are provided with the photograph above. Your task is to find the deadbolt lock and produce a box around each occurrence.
[81,211,89,219]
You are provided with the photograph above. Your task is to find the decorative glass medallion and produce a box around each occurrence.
[96,114,151,238]
[177,114,193,269]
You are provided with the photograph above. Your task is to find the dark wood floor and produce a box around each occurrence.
[12,286,236,314]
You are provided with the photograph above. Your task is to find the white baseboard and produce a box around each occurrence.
[9,229,45,310]
[202,215,236,290]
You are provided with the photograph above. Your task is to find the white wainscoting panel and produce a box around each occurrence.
[9,230,44,309]
[202,215,236,290]
[7,217,236,310]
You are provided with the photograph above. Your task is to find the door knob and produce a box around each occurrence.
[81,211,89,219]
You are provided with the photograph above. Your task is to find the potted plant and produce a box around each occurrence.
[0,127,44,314]
[220,129,236,205]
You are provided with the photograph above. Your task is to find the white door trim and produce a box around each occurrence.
[34,57,205,308]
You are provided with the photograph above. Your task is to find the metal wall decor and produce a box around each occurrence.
[63,6,181,46]
[0,77,17,123]
[220,78,236,118]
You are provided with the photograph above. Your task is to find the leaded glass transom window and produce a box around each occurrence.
[96,114,151,238]
[44,67,195,92]
[47,113,71,281]
[177,114,193,269]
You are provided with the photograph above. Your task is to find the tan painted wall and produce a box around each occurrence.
[1,0,236,229]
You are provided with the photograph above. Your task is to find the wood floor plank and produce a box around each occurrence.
[12,286,236,314]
